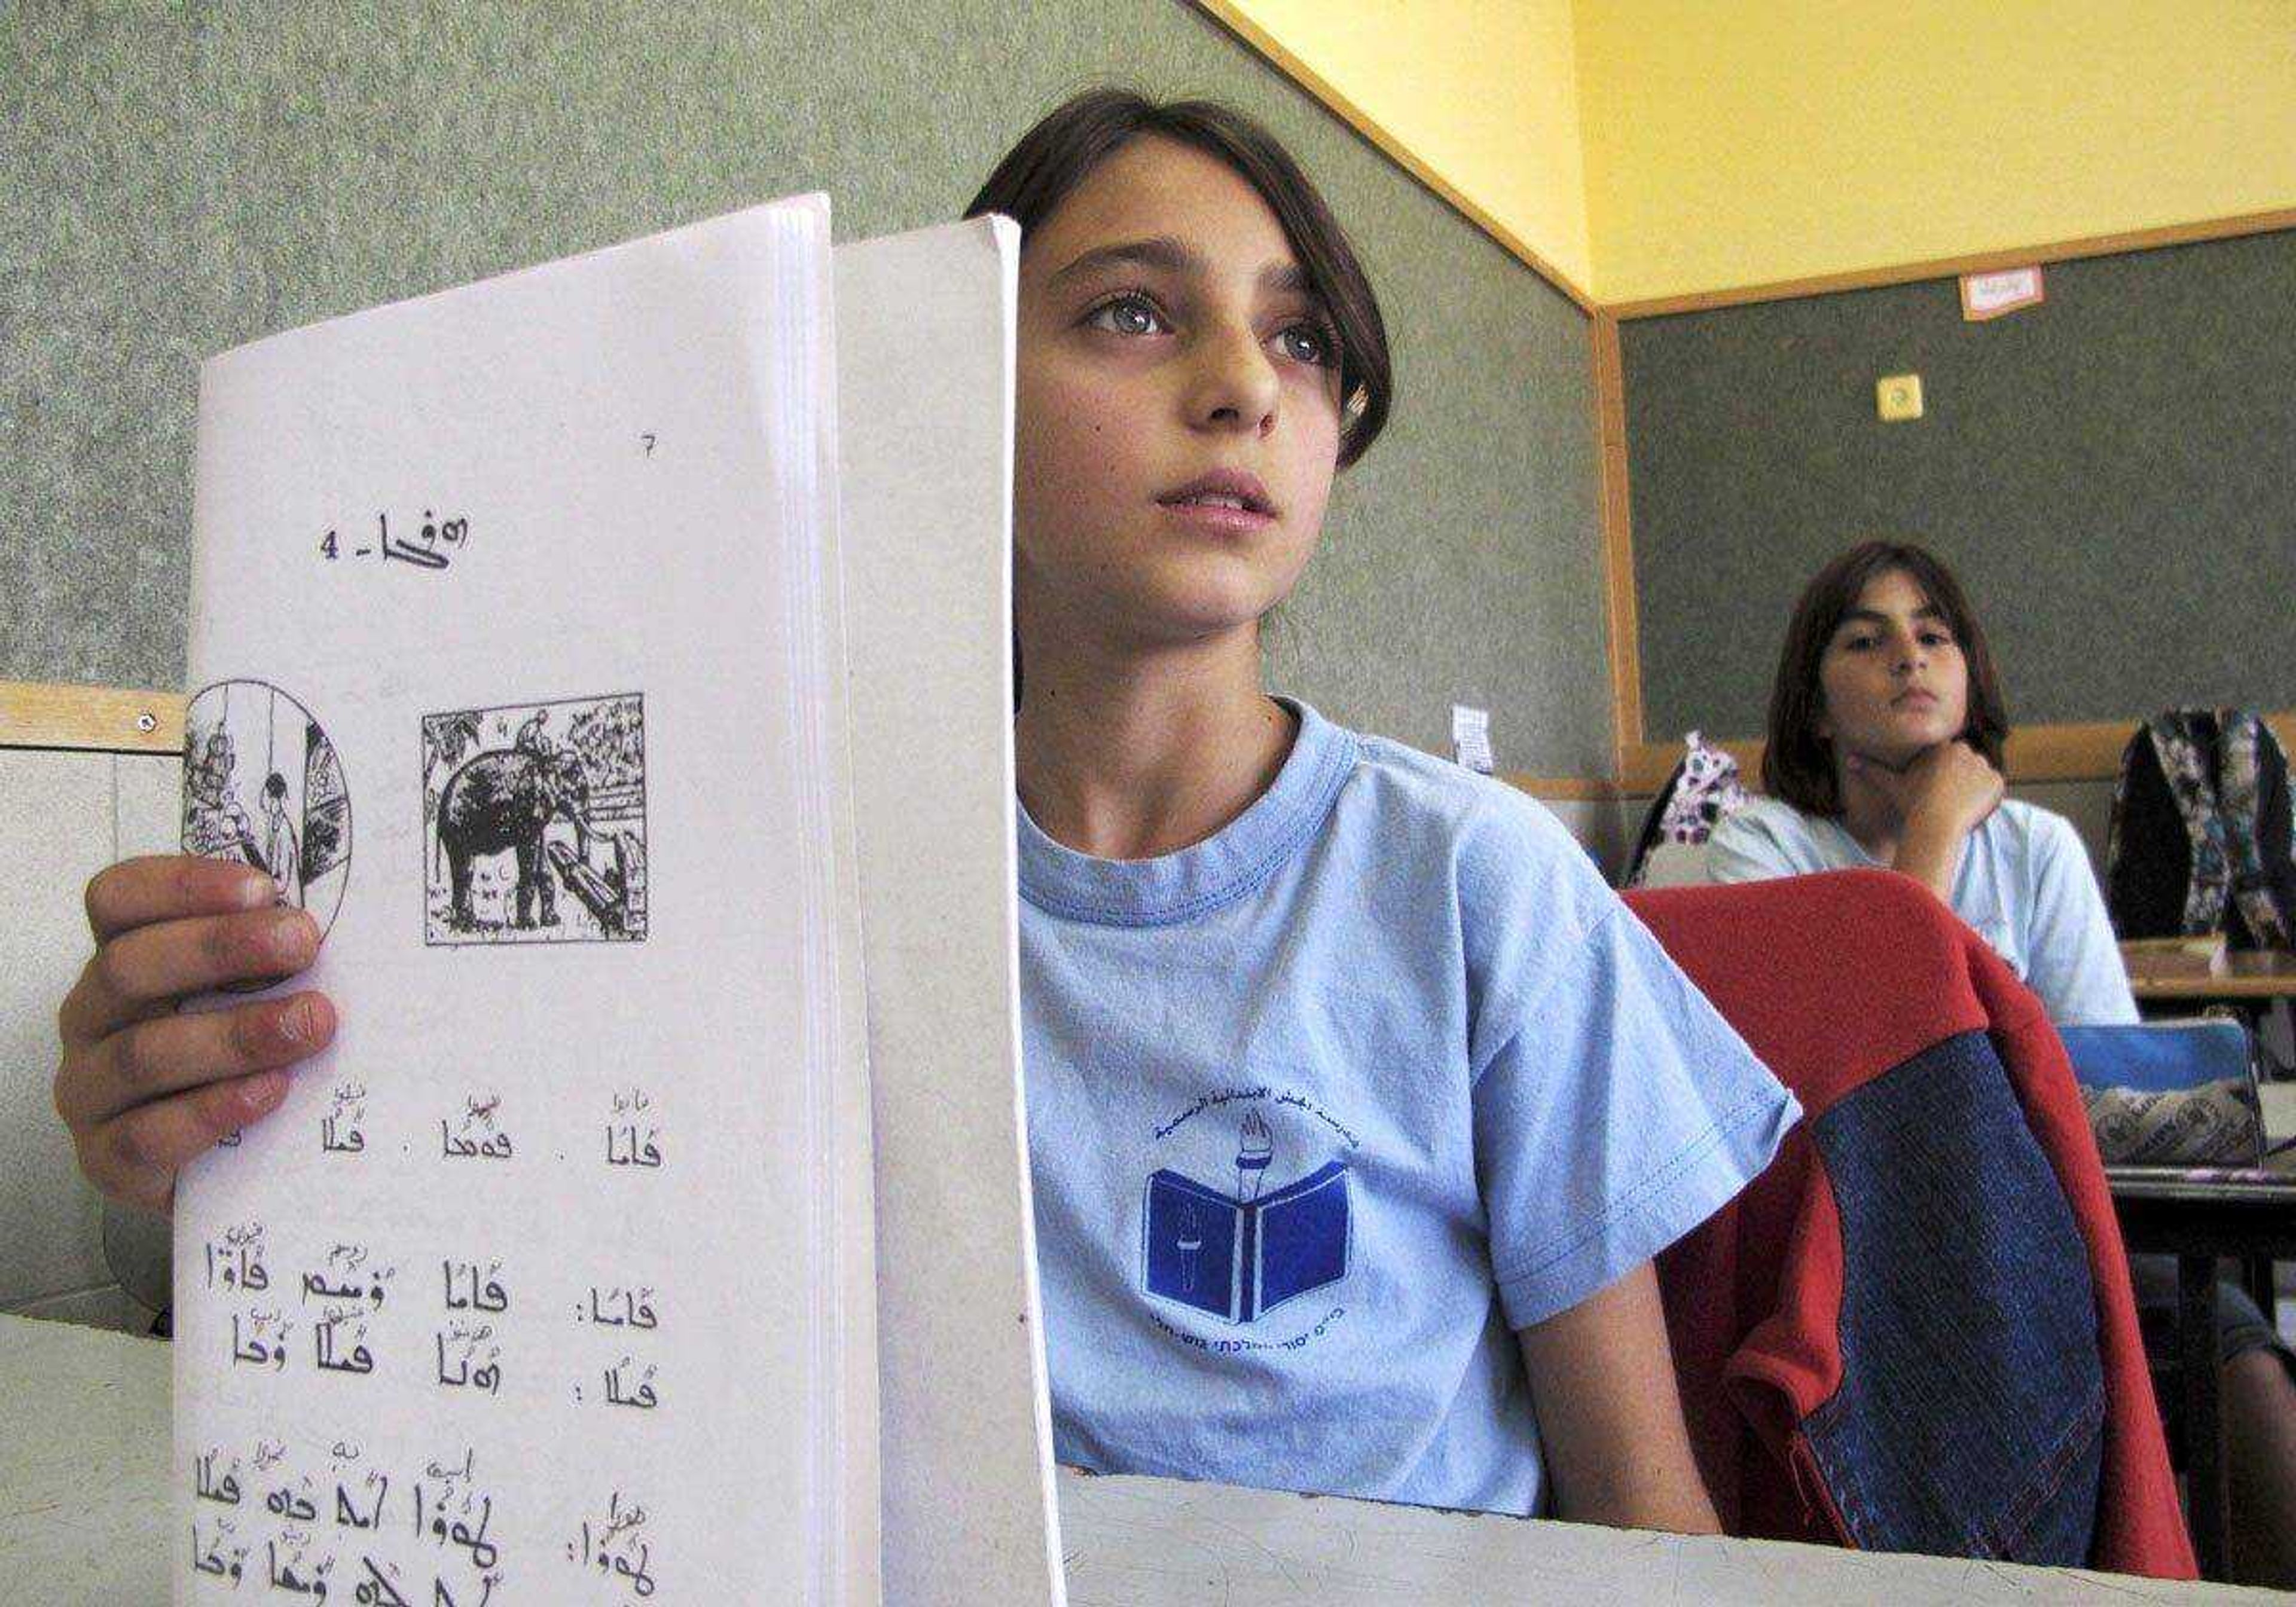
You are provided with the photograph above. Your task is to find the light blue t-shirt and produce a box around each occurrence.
[1017,700,1799,1516]
[1705,795,2139,1026]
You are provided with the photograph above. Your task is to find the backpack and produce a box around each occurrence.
[2105,709,2296,950]
[1623,731,1750,888]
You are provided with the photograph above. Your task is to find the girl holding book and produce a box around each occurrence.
[53,90,1795,1530]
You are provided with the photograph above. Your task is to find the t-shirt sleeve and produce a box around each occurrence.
[1466,837,1801,1329]
[1703,801,1808,885]
[2020,811,2140,1025]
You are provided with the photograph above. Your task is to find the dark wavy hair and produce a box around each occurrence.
[964,87,1392,469]
[1762,541,2011,815]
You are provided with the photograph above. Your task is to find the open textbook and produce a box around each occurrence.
[173,198,1062,1606]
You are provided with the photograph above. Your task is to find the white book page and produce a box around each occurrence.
[173,195,879,1606]
[834,216,1065,1607]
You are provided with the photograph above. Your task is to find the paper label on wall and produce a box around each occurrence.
[1451,704,1494,774]
[1961,265,2045,320]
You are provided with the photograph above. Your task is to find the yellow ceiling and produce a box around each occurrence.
[1205,0,2296,304]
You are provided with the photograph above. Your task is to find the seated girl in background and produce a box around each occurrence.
[1705,541,2130,1025]
[1707,539,2296,1586]
[54,92,1797,1529]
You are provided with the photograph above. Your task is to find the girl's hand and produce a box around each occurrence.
[1845,742,2004,902]
[53,855,336,1215]
[1846,740,2005,838]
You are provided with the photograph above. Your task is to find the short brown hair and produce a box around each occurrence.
[1761,541,2010,814]
[964,88,1393,469]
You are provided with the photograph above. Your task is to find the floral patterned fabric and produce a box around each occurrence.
[2144,712,2232,937]
[1657,731,1751,844]
[2110,708,2294,948]
[2218,712,2292,948]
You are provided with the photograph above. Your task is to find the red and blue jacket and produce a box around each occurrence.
[1628,869,2194,1578]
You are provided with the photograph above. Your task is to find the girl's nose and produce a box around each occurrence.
[1187,325,1280,436]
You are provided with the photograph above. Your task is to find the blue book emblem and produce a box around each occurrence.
[1141,1159,1351,1324]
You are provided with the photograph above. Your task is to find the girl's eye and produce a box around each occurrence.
[1086,294,1168,337]
[1920,630,1954,648]
[1842,634,1876,652]
[1277,320,1338,367]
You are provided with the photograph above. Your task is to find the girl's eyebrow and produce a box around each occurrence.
[1047,236,1311,296]
[1837,603,1946,630]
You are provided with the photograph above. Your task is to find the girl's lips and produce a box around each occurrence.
[1893,691,1940,709]
[1158,500,1275,537]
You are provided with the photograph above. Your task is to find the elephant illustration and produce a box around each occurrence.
[436,747,591,929]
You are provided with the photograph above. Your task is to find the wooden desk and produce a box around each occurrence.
[0,1313,2263,1604]
[2107,1167,2296,1582]
[2123,947,2296,1003]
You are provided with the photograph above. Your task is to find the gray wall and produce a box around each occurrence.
[1622,228,2296,744]
[1,1,1608,774]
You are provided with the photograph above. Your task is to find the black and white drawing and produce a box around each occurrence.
[182,681,353,939]
[422,693,647,945]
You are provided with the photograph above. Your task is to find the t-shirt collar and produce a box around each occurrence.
[1016,697,1357,927]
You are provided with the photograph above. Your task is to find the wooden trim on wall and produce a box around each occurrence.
[1589,311,1641,776]
[1620,737,1760,795]
[1608,207,2296,320]
[2001,720,2154,784]
[4,681,1631,812]
[1189,0,1599,313]
[1621,711,2296,796]
[0,681,184,754]
[20,687,2286,811]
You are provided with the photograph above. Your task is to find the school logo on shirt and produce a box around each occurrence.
[1138,1089,1355,1331]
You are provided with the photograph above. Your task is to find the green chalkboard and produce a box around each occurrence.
[1,1,1607,773]
[1623,228,2296,746]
